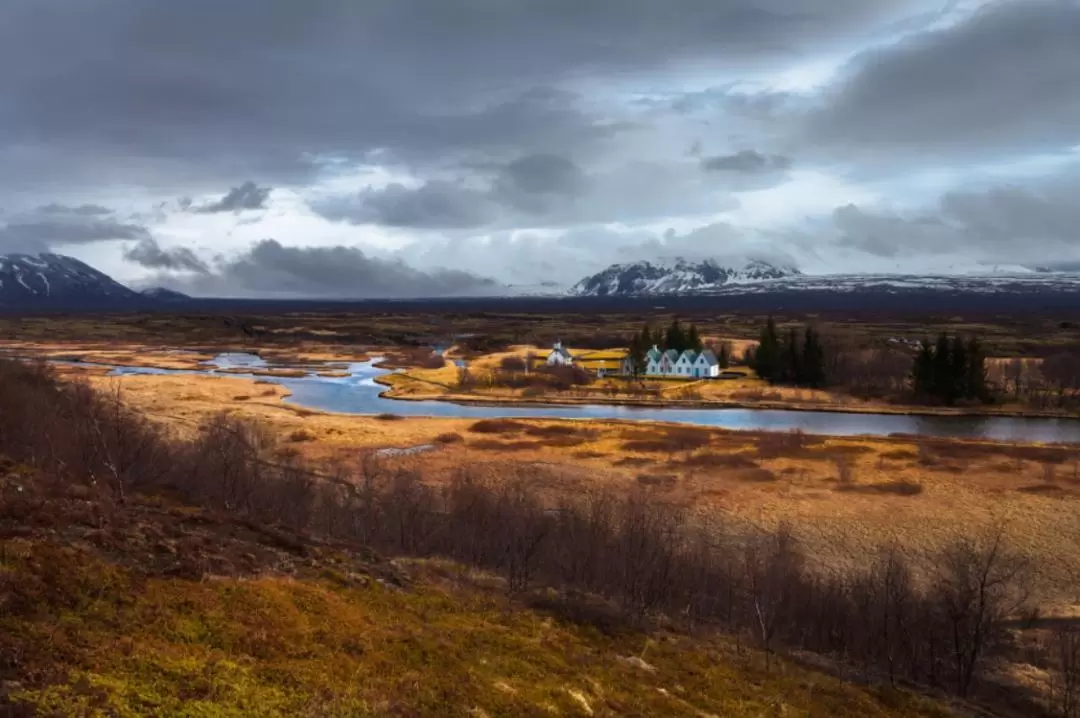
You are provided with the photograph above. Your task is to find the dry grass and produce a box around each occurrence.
[55,367,1080,614]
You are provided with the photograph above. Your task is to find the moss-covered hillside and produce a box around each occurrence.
[0,467,956,718]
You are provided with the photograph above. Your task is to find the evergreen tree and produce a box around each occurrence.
[686,323,703,352]
[932,334,952,402]
[665,319,686,353]
[639,324,654,352]
[716,342,730,369]
[801,327,826,388]
[753,317,782,382]
[964,337,988,401]
[626,333,646,379]
[913,340,934,397]
[782,327,801,384]
[949,336,968,405]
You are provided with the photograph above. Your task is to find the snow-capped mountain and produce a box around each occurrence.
[570,259,800,297]
[696,272,1080,296]
[569,258,1080,298]
[0,253,139,306]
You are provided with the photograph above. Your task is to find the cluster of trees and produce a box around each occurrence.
[637,319,704,354]
[625,319,729,379]
[751,318,829,388]
[912,334,989,405]
[0,359,1073,712]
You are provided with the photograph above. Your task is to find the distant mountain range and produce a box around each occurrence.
[571,259,798,297]
[570,259,1080,298]
[1,252,1079,311]
[0,253,190,309]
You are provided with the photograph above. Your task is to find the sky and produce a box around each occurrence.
[0,0,1078,298]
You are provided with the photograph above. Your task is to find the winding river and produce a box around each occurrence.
[96,353,1080,444]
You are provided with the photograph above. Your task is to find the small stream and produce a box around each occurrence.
[92,353,1080,444]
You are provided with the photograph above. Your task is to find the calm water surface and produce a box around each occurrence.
[102,354,1080,444]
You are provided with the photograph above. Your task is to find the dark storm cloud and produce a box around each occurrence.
[0,0,927,190]
[314,151,735,230]
[314,182,495,229]
[0,210,151,253]
[153,239,498,299]
[806,1,1080,159]
[193,181,271,213]
[498,154,585,196]
[34,203,113,216]
[123,237,210,273]
[833,169,1080,261]
[701,150,792,173]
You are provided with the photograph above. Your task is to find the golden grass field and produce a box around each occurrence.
[54,357,1080,617]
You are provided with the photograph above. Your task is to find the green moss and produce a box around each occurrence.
[2,540,953,717]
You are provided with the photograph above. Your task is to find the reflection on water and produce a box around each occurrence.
[104,354,1080,444]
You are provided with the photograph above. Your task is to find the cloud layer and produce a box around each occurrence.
[2,1,1079,294]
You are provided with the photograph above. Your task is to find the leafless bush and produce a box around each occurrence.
[756,430,807,459]
[1049,626,1080,718]
[499,356,527,373]
[288,429,316,443]
[468,419,528,434]
[834,456,856,486]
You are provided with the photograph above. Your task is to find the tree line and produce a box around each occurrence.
[749,318,992,404]
[751,317,828,388]
[912,334,989,405]
[626,319,731,379]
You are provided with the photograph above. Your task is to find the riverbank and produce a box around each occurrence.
[374,374,1080,421]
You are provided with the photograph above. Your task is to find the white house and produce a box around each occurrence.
[658,349,679,375]
[546,341,574,366]
[693,350,721,378]
[673,350,698,377]
[642,346,664,376]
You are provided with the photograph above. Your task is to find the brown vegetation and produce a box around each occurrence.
[0,358,1074,714]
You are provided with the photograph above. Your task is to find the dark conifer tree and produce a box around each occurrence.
[686,323,703,352]
[665,319,686,353]
[802,327,826,388]
[932,334,952,401]
[753,317,782,382]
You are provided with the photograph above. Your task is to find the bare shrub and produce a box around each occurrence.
[433,432,464,445]
[468,419,528,434]
[678,452,758,470]
[834,457,856,486]
[1049,626,1080,718]
[636,473,678,489]
[931,527,1033,696]
[374,413,405,421]
[756,431,807,459]
[838,479,924,496]
[499,356,527,373]
[288,429,316,443]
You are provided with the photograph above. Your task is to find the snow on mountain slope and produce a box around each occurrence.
[571,259,800,297]
[570,259,1080,297]
[701,273,1080,295]
[0,253,139,306]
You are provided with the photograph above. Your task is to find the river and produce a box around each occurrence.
[95,353,1080,444]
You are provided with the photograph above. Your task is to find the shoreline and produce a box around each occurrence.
[30,350,1080,424]
[372,376,1080,421]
